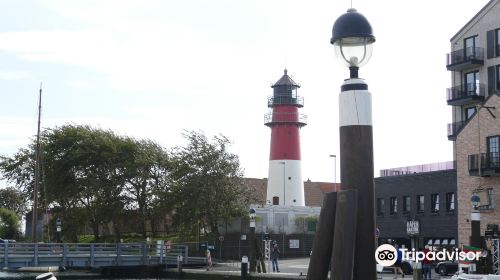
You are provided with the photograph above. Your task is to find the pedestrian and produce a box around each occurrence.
[391,243,404,279]
[422,245,432,280]
[206,248,213,271]
[271,241,280,272]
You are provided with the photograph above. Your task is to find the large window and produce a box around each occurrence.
[431,193,440,213]
[488,136,500,168]
[465,36,479,58]
[377,198,385,216]
[465,71,480,95]
[446,192,455,212]
[403,196,411,214]
[417,195,425,213]
[390,197,398,215]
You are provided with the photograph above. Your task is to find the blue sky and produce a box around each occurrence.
[0,0,491,185]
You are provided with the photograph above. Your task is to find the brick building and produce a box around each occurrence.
[445,0,500,247]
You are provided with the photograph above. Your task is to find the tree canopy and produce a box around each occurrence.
[0,125,248,241]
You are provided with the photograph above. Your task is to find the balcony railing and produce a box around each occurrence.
[446,83,485,105]
[447,120,468,140]
[268,95,304,107]
[264,112,307,127]
[468,152,500,176]
[446,47,484,71]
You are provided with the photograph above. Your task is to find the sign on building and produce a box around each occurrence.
[289,239,300,249]
[406,220,420,236]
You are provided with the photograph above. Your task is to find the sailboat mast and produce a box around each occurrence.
[32,83,42,243]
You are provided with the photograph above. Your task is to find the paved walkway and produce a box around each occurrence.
[198,258,453,279]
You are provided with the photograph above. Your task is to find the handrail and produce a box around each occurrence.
[446,83,485,101]
[264,112,307,126]
[446,47,484,66]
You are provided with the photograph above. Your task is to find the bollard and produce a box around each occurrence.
[241,256,248,280]
[177,255,183,272]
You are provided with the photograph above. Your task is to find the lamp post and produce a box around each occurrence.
[56,217,62,243]
[471,193,481,274]
[249,208,256,273]
[330,8,376,280]
[329,154,337,185]
[471,193,481,248]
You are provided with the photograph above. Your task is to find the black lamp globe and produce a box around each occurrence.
[331,8,375,77]
[471,193,480,208]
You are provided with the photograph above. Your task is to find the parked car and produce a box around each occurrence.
[435,261,458,276]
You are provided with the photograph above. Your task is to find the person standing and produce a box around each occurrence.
[271,241,280,272]
[422,245,432,280]
[392,243,404,279]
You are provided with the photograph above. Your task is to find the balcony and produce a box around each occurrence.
[446,83,485,106]
[268,95,304,107]
[446,47,484,71]
[264,112,307,127]
[447,120,468,140]
[468,152,500,176]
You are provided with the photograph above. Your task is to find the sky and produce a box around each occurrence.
[0,0,492,186]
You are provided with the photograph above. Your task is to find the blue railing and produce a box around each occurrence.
[0,242,205,269]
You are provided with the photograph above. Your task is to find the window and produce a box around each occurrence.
[390,197,398,214]
[465,107,477,120]
[464,36,479,58]
[403,196,411,214]
[497,65,500,91]
[431,193,440,213]
[488,136,500,168]
[465,71,480,95]
[417,195,425,213]
[497,29,500,56]
[377,198,385,216]
[446,192,455,212]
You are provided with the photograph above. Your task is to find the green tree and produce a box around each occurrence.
[124,140,171,237]
[169,131,248,237]
[0,208,21,239]
[0,187,28,217]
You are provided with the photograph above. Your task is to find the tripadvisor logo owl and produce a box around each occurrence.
[375,244,398,266]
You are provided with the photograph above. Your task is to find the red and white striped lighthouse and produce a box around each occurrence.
[264,69,307,206]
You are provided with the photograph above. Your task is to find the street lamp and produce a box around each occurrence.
[331,8,375,79]
[329,155,337,184]
[56,217,62,243]
[471,193,481,249]
[249,208,256,273]
[330,8,376,280]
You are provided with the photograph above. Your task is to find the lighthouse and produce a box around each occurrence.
[264,69,307,206]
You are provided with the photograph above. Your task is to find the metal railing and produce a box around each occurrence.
[446,47,484,66]
[379,161,455,177]
[447,120,468,138]
[267,96,304,107]
[468,152,500,171]
[446,83,485,101]
[0,242,204,269]
[264,112,307,126]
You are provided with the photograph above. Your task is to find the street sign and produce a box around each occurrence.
[406,220,420,236]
